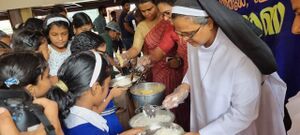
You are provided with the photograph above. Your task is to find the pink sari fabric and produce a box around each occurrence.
[154,21,189,131]
[143,20,182,95]
[158,22,188,77]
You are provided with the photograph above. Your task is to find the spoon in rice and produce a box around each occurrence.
[143,104,166,118]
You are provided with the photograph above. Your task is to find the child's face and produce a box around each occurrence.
[33,68,52,97]
[95,77,110,105]
[74,23,93,35]
[49,25,69,49]
[291,0,300,34]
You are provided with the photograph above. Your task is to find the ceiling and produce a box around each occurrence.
[0,0,122,20]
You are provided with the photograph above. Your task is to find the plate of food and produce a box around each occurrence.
[129,110,174,128]
[110,75,140,88]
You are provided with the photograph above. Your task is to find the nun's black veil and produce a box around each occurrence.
[174,0,277,75]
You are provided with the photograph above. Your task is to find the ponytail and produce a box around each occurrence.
[47,86,75,119]
[46,51,112,120]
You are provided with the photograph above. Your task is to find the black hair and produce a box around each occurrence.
[72,12,92,29]
[0,51,48,89]
[47,51,112,119]
[136,0,156,6]
[110,11,116,17]
[156,0,175,6]
[70,31,105,54]
[43,14,73,44]
[133,7,145,22]
[12,28,46,51]
[24,18,44,32]
[110,11,117,22]
[49,5,67,15]
[97,7,106,15]
[121,0,130,6]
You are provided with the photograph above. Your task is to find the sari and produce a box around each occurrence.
[155,21,190,131]
[143,20,182,95]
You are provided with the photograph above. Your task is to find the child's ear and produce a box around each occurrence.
[207,17,215,31]
[91,82,102,96]
[25,84,36,97]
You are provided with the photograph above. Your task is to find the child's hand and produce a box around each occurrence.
[110,87,127,98]
[33,98,64,135]
[33,98,59,119]
[120,128,144,135]
[0,107,19,135]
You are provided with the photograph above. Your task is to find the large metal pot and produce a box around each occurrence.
[130,82,165,109]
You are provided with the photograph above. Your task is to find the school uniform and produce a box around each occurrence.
[48,43,71,76]
[101,101,124,135]
[63,106,109,135]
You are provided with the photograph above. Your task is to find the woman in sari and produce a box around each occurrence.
[154,0,190,131]
[117,0,182,95]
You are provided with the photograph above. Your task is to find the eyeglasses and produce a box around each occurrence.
[176,25,202,39]
[161,11,171,18]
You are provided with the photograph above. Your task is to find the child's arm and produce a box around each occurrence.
[93,87,127,113]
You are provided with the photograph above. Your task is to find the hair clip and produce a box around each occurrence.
[4,77,20,88]
[55,80,69,92]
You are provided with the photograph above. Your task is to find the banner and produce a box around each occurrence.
[220,0,300,100]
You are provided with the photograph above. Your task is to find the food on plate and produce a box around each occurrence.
[130,113,173,127]
[115,78,131,87]
[154,127,184,135]
[131,85,164,96]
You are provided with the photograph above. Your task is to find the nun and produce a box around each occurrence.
[162,0,286,135]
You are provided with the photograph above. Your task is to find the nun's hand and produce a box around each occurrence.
[162,83,190,109]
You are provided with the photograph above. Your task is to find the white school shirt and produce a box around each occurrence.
[183,28,262,135]
[64,106,109,132]
[48,43,71,76]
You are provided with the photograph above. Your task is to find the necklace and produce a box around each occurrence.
[201,45,218,81]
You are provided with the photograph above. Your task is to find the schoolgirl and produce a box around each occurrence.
[12,28,49,60]
[72,12,93,35]
[0,51,63,135]
[47,51,126,135]
[43,14,72,77]
[71,32,125,135]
